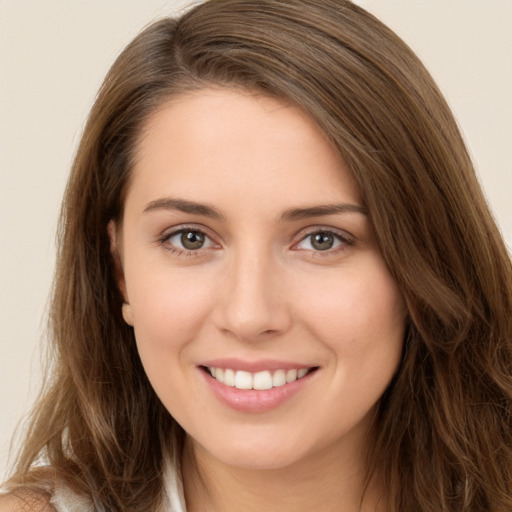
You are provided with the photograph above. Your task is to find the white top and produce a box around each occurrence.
[49,461,187,512]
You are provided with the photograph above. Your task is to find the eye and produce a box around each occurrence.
[164,228,215,252]
[295,230,351,252]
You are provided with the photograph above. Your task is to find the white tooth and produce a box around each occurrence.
[286,369,298,382]
[224,369,236,387]
[209,367,216,378]
[253,371,273,390]
[272,369,287,387]
[235,370,253,389]
[215,368,225,384]
[297,368,308,379]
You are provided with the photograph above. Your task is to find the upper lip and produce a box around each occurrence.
[199,358,318,373]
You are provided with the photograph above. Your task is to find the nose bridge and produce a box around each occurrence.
[215,240,289,341]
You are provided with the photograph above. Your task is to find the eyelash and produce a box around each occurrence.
[158,225,216,256]
[293,228,354,255]
[157,226,354,257]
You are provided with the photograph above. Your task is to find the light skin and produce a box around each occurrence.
[0,491,55,512]
[112,88,406,512]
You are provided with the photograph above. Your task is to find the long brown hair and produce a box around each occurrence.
[5,1,512,510]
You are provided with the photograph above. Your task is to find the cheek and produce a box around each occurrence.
[301,267,405,342]
[294,257,406,366]
[124,264,215,358]
[125,267,218,415]
[294,261,405,434]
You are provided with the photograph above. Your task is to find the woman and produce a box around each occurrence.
[1,0,511,510]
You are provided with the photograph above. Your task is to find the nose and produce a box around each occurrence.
[213,247,292,342]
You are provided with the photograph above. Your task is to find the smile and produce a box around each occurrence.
[199,363,319,413]
[206,367,313,390]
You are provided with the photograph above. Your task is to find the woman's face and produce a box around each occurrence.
[115,88,406,470]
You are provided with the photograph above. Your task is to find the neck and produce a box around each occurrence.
[181,435,386,512]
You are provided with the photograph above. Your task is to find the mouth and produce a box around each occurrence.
[201,366,318,390]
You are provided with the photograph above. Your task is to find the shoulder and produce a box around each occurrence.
[0,490,56,512]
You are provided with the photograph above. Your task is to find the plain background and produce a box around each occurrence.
[1,0,511,479]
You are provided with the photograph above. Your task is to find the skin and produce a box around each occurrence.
[0,492,55,512]
[112,88,406,511]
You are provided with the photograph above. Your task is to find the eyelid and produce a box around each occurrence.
[156,223,354,256]
[292,225,355,251]
[159,223,216,239]
[158,224,221,253]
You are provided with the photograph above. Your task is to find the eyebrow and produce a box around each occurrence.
[143,197,224,220]
[280,203,368,221]
[143,197,367,221]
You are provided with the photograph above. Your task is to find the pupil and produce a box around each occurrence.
[181,231,204,250]
[311,233,334,251]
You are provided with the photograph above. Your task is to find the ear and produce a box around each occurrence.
[107,220,133,326]
[122,302,134,326]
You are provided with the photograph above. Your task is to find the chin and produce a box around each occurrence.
[189,425,333,472]
[209,444,308,471]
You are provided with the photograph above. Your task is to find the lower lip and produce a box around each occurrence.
[199,368,316,413]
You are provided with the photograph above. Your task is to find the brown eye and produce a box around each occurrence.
[295,230,350,253]
[163,228,216,255]
[310,233,335,251]
[180,230,205,250]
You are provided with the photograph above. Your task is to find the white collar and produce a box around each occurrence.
[163,457,187,512]
[48,458,186,512]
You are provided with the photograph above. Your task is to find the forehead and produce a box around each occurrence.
[126,87,360,214]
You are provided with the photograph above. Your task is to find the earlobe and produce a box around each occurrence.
[122,303,134,326]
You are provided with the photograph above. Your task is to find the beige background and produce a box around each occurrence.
[1,0,511,479]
